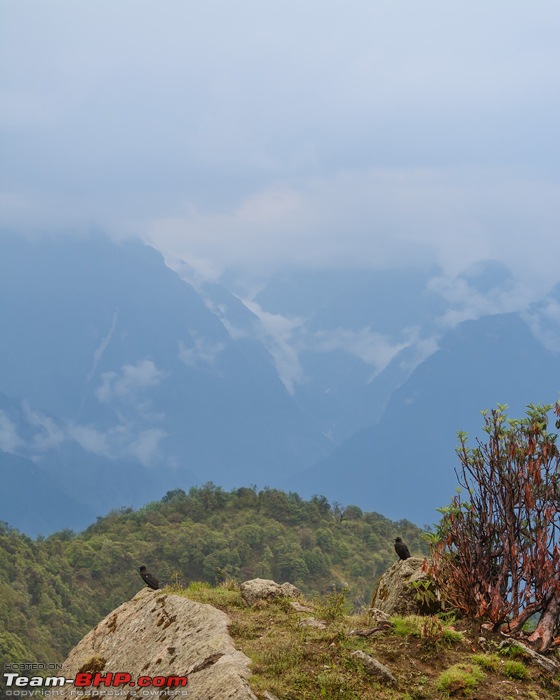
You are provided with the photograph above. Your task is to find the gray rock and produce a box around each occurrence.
[57,588,257,699]
[367,607,391,623]
[351,650,397,686]
[298,617,327,629]
[279,582,300,598]
[240,578,300,606]
[370,557,441,616]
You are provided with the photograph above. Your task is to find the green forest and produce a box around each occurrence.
[0,484,427,665]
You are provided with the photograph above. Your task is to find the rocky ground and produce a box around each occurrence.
[58,567,560,699]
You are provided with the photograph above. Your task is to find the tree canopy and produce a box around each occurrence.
[0,486,426,665]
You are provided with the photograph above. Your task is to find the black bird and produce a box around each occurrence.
[394,537,411,560]
[139,565,160,590]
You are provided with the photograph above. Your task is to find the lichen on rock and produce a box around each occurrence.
[57,588,257,699]
[239,578,300,607]
[370,557,441,616]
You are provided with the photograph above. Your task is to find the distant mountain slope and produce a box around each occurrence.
[0,235,331,532]
[249,266,446,442]
[0,451,95,536]
[2,233,559,534]
[288,313,560,526]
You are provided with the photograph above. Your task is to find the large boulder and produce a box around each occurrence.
[57,588,257,699]
[240,578,300,606]
[370,557,442,616]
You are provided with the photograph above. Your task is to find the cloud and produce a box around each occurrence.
[241,299,306,394]
[178,337,225,370]
[0,411,21,452]
[96,359,167,404]
[312,327,411,377]
[243,297,437,392]
[128,428,168,466]
[67,423,168,467]
[86,309,119,383]
[427,274,538,329]
[22,404,66,451]
[144,168,560,299]
[2,0,559,303]
[67,424,113,457]
[395,335,441,376]
[0,401,167,469]
[524,292,560,354]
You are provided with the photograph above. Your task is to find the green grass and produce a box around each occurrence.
[471,653,529,680]
[390,614,464,645]
[391,615,423,637]
[176,583,558,700]
[179,580,245,608]
[498,642,528,659]
[436,663,485,695]
[441,627,463,643]
[471,653,501,671]
[502,659,529,680]
[315,588,350,621]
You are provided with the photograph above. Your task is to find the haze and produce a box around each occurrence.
[1,0,559,300]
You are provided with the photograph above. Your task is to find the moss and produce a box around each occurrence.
[502,660,529,680]
[436,663,485,695]
[471,653,500,671]
[441,627,464,644]
[498,642,528,659]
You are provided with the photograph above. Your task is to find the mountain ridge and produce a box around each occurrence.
[287,312,560,525]
[1,233,559,533]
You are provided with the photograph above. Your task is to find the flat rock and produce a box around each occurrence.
[240,578,300,606]
[298,617,327,629]
[57,588,257,699]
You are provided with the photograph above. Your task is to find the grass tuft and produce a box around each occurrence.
[436,663,485,695]
[502,659,529,680]
[391,615,464,646]
[164,582,557,699]
[315,588,350,621]
[391,615,423,637]
[471,653,500,671]
[498,642,528,659]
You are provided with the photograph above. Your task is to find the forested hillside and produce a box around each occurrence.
[0,485,427,664]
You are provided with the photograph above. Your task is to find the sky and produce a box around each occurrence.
[1,1,560,299]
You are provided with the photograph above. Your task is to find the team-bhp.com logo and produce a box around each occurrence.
[2,672,189,694]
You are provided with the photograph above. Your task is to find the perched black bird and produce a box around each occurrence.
[394,537,411,560]
[139,565,160,590]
